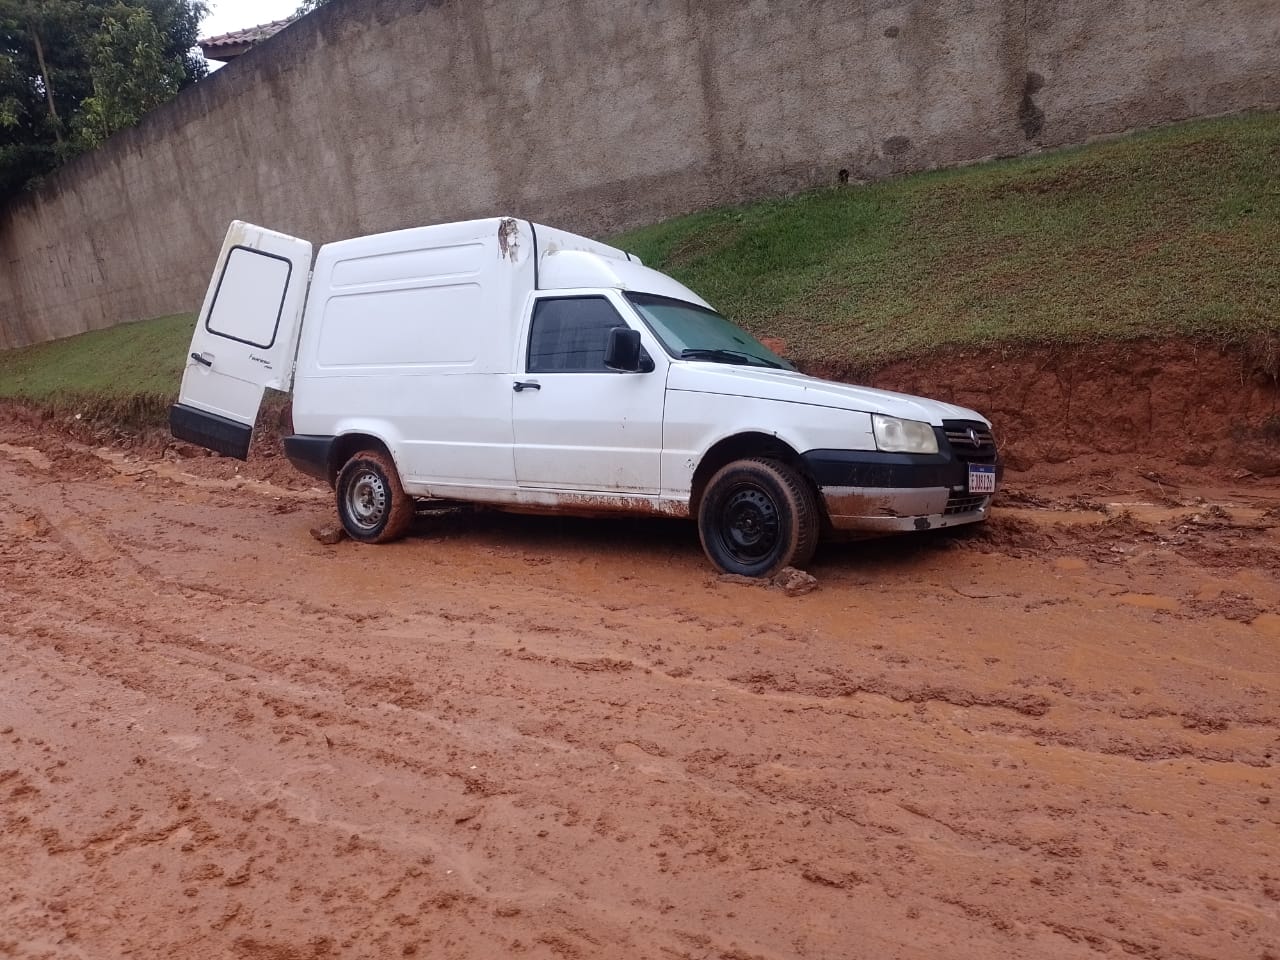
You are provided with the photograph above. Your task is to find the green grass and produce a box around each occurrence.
[0,312,194,422]
[2,111,1277,421]
[616,111,1280,373]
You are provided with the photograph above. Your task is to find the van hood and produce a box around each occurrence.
[666,362,989,426]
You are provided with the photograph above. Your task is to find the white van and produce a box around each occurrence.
[171,218,1000,576]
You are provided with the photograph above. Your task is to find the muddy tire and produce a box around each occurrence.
[335,450,414,544]
[697,458,819,577]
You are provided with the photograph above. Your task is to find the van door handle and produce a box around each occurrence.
[191,352,213,367]
[513,380,541,392]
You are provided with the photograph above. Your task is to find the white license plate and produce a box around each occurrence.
[968,464,997,494]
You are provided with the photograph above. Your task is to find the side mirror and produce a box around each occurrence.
[604,327,644,372]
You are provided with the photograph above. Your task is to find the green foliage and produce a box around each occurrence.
[0,0,207,198]
[615,112,1280,374]
[76,7,184,146]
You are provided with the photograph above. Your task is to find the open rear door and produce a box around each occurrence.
[170,221,313,459]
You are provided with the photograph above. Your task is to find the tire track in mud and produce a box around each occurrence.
[5,611,921,957]
[0,474,858,955]
[1,617,687,956]
[2,434,1279,959]
[5,609,1274,957]
[6,565,1271,960]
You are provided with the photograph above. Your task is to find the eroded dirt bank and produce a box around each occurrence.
[1,416,1278,960]
[859,338,1279,475]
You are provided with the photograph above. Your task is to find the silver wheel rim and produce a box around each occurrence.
[346,469,388,530]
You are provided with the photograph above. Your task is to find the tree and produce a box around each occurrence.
[77,6,184,146]
[0,0,207,199]
[0,0,83,195]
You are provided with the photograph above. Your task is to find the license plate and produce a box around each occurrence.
[968,464,997,494]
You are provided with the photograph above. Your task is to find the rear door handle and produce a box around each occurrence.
[513,380,541,392]
[191,352,213,367]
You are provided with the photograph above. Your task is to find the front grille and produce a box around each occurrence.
[945,493,990,515]
[943,420,997,457]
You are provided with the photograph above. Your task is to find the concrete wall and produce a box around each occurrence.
[1,0,1277,349]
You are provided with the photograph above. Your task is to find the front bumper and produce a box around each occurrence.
[802,434,1001,533]
[817,485,991,532]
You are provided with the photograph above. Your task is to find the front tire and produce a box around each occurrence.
[336,450,414,544]
[697,458,819,576]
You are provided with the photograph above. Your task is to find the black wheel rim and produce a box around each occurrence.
[717,482,781,565]
[345,468,387,532]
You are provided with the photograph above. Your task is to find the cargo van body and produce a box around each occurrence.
[172,218,1001,575]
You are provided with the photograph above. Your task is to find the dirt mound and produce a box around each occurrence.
[0,397,318,492]
[949,513,1061,557]
[822,337,1280,476]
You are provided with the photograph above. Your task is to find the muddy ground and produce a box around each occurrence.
[1,418,1278,960]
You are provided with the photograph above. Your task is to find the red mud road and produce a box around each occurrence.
[1,424,1278,960]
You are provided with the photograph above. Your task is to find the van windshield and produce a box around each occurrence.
[626,293,794,370]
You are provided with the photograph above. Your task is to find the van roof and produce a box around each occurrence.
[318,217,628,265]
[317,217,711,307]
[538,249,710,306]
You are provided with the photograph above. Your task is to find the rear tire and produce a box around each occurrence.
[336,450,414,544]
[697,457,819,576]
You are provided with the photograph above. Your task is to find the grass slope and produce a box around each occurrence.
[1,111,1276,416]
[0,313,194,421]
[617,112,1280,372]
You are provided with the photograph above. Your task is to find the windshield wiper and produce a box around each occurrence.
[680,348,783,369]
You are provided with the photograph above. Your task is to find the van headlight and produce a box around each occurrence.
[872,414,939,454]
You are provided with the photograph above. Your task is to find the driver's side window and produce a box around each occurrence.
[527,297,624,373]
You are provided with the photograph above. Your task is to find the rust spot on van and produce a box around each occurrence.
[498,218,521,262]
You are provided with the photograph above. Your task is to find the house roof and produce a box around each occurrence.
[199,18,294,62]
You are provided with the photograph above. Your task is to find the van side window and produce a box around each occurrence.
[527,297,625,373]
